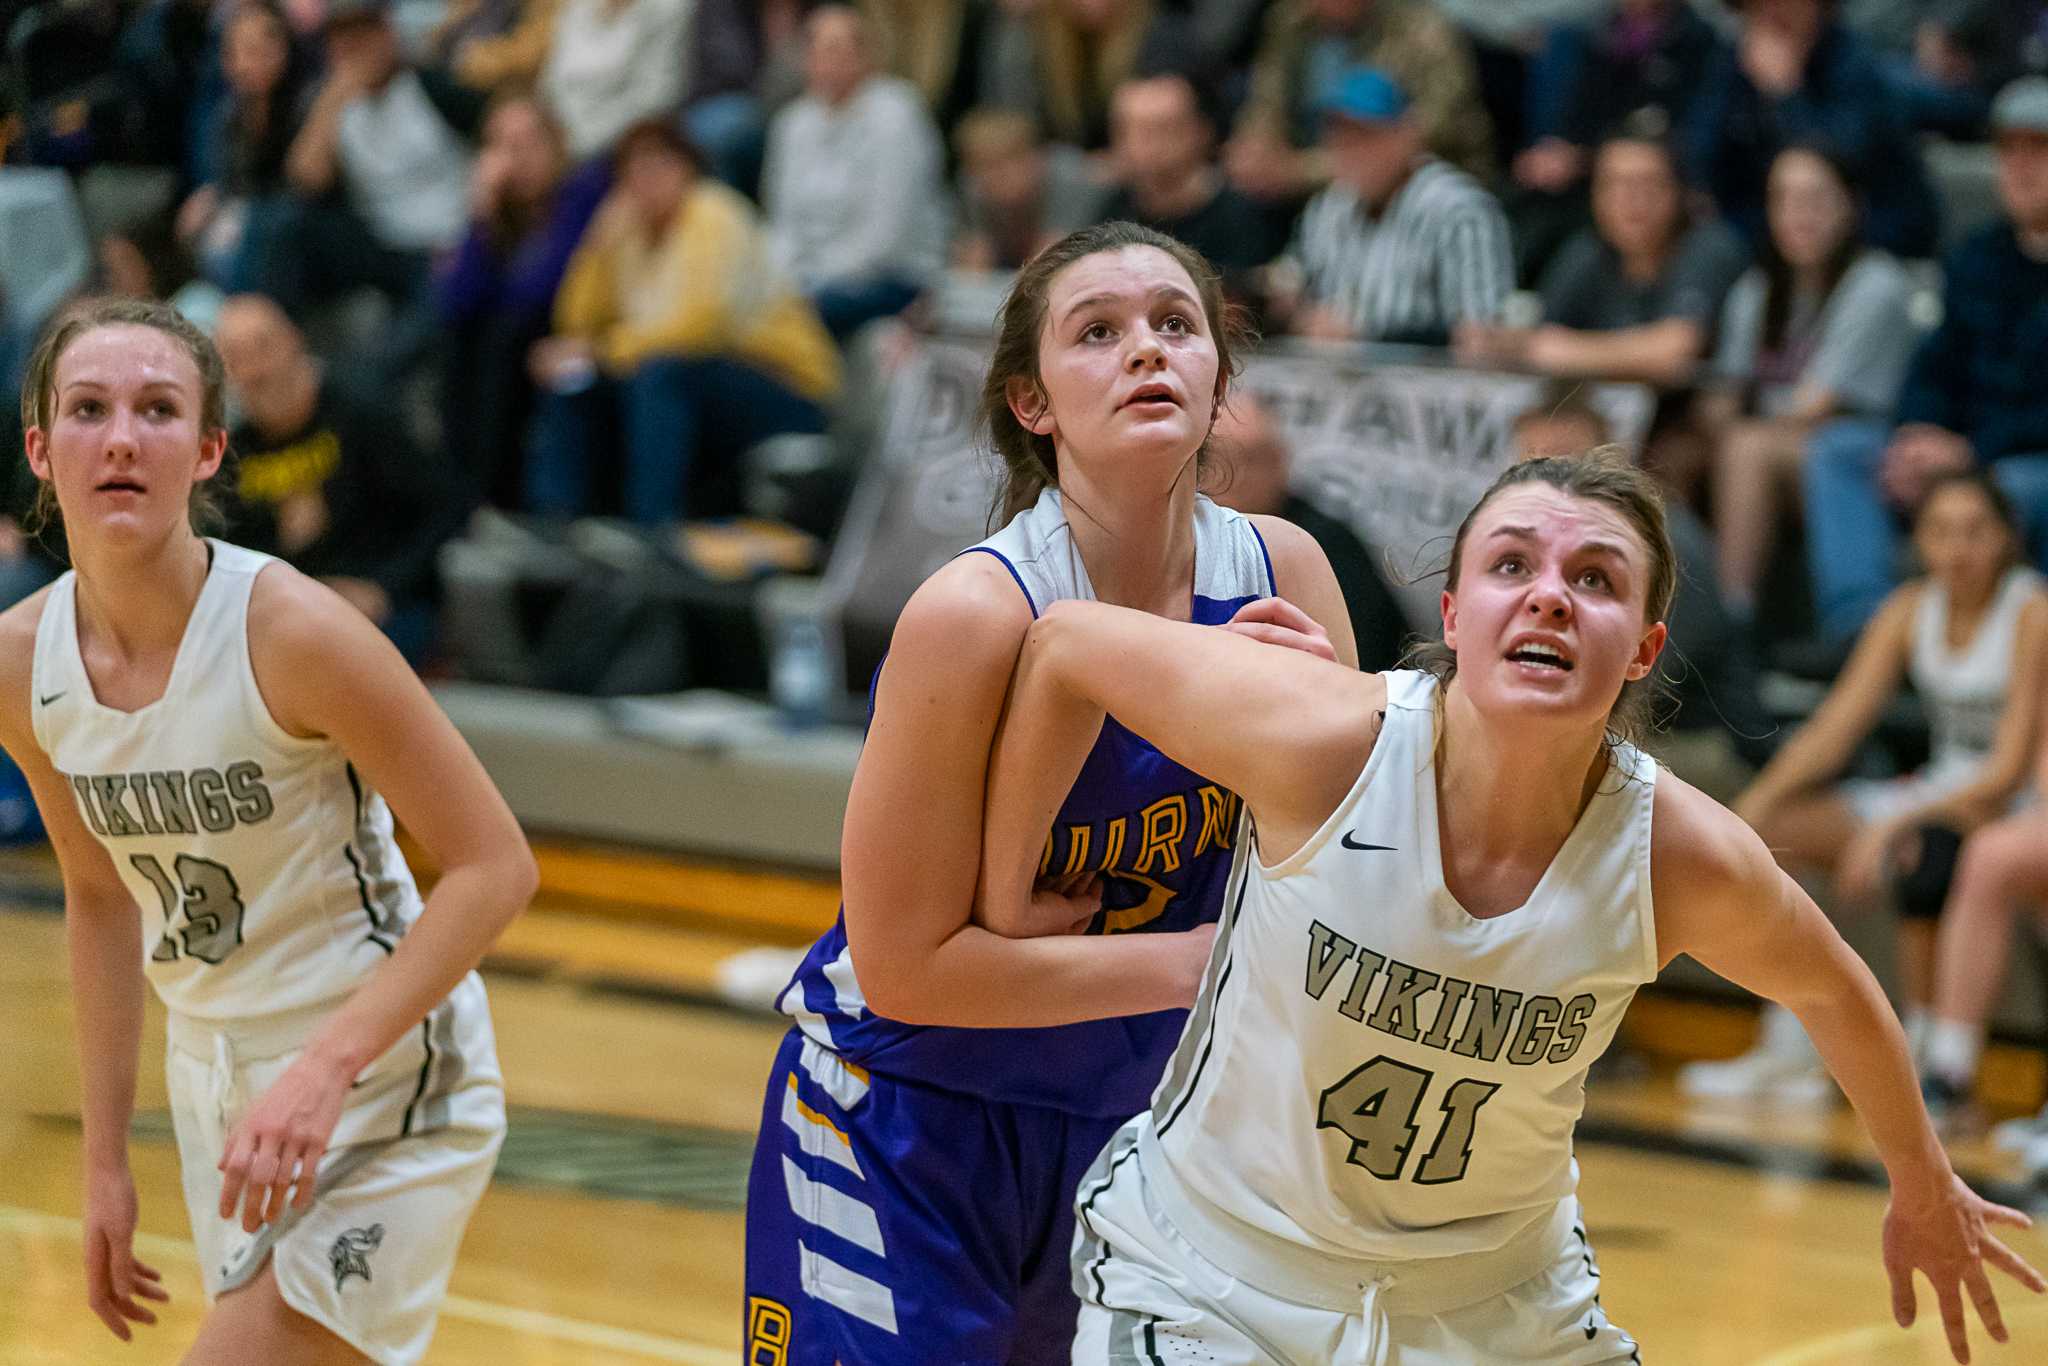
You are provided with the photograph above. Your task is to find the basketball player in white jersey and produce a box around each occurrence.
[0,296,534,1364]
[974,453,2045,1363]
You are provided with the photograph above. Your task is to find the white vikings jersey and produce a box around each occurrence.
[31,542,427,1022]
[1143,669,1659,1267]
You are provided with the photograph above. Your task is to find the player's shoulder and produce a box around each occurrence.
[895,552,1036,656]
[1243,510,1325,569]
[0,582,57,751]
[247,557,366,653]
[1649,770,1775,904]
[246,558,392,690]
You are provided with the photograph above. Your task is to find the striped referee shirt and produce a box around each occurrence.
[1289,156,1514,346]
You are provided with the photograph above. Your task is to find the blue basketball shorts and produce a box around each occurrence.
[743,1026,1128,1365]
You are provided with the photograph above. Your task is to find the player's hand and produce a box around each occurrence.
[1038,871,1104,935]
[1224,597,1337,663]
[218,1051,353,1234]
[82,1166,168,1340]
[1883,1169,2046,1363]
[982,872,1102,938]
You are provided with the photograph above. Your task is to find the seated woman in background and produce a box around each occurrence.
[1454,125,1747,496]
[175,0,314,292]
[1681,472,2048,1103]
[436,91,606,508]
[1698,142,1918,626]
[527,120,840,528]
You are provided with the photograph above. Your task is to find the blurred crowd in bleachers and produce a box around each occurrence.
[0,0,2043,722]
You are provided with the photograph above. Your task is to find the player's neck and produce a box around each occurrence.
[1057,462,1201,617]
[72,531,211,666]
[1436,684,1609,857]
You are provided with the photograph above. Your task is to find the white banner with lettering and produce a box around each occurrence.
[813,336,1654,684]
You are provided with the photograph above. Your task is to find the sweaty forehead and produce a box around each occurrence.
[58,325,199,391]
[1047,247,1200,320]
[1475,485,1648,559]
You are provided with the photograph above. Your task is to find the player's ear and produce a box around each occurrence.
[1007,376,1054,437]
[1440,588,1458,652]
[1626,620,1667,682]
[194,427,227,483]
[23,426,52,482]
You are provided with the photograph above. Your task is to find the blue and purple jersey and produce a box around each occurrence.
[776,488,1276,1117]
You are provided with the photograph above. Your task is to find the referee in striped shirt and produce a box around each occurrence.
[1278,66,1514,348]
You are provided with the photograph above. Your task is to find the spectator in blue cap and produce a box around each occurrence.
[1272,64,1511,346]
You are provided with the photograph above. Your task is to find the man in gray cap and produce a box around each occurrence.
[1800,73,2048,644]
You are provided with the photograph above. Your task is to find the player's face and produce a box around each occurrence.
[1025,246,1220,477]
[1914,482,2012,599]
[1442,485,1666,724]
[26,325,223,547]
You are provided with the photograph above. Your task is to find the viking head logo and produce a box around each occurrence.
[329,1224,385,1292]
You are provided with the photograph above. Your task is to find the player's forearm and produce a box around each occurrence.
[66,900,146,1173]
[975,638,1107,938]
[300,853,534,1080]
[855,921,1207,1027]
[1786,948,1951,1188]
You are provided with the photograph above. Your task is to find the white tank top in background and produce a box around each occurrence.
[1143,670,1659,1274]
[1910,565,2043,786]
[31,541,425,1023]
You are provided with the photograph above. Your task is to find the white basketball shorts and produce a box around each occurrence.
[164,972,506,1366]
[1071,1139,1643,1365]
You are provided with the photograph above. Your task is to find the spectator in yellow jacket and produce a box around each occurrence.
[526,119,841,525]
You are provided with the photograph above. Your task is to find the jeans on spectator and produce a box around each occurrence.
[683,94,767,199]
[525,356,827,525]
[808,277,921,343]
[1989,454,2048,571]
[1804,418,2048,643]
[1802,417,1899,645]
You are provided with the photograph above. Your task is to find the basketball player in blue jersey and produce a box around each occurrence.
[0,297,534,1363]
[742,221,1359,1364]
[977,454,2045,1364]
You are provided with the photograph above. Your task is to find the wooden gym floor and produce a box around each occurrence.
[5,842,2048,1364]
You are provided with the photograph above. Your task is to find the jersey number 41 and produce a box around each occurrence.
[1318,1056,1501,1185]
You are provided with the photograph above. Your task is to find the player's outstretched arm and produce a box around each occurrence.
[841,557,1214,1026]
[1653,776,2047,1365]
[0,594,170,1340]
[209,565,540,1235]
[1012,600,1384,864]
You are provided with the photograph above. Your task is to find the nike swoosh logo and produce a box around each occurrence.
[1340,832,1396,851]
[37,691,64,706]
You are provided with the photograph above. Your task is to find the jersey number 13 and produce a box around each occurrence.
[135,853,248,965]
